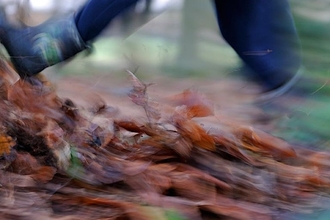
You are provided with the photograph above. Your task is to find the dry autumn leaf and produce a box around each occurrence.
[237,126,297,158]
[169,89,214,118]
[0,134,15,156]
[127,70,161,123]
[172,111,215,151]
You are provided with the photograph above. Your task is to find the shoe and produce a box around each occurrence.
[0,11,87,78]
[254,67,304,104]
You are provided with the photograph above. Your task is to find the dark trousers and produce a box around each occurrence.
[75,0,139,42]
[75,0,302,90]
[213,0,301,90]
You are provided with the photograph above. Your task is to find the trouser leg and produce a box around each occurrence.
[213,0,301,91]
[75,0,139,42]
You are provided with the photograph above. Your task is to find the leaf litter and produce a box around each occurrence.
[0,60,329,219]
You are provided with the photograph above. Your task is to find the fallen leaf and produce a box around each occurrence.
[169,89,214,118]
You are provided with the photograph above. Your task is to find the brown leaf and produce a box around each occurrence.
[8,153,56,183]
[0,134,15,156]
[172,137,194,157]
[174,115,215,151]
[7,79,58,113]
[127,70,161,122]
[237,126,296,158]
[127,70,147,106]
[115,120,143,133]
[31,166,56,183]
[0,170,36,188]
[169,89,214,118]
[176,164,231,190]
[122,160,151,176]
[171,171,217,201]
[213,133,260,166]
[8,153,40,175]
[261,157,330,186]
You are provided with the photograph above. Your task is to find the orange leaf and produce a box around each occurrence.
[237,126,296,158]
[176,117,215,151]
[115,120,143,133]
[0,134,15,156]
[170,89,214,118]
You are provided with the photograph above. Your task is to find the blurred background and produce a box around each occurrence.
[1,0,330,148]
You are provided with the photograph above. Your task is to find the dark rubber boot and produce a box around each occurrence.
[0,13,87,78]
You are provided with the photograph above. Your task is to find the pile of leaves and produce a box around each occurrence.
[0,60,330,220]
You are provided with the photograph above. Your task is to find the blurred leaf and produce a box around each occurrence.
[31,166,56,183]
[0,134,15,156]
[237,126,297,158]
[127,70,161,123]
[169,89,214,118]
